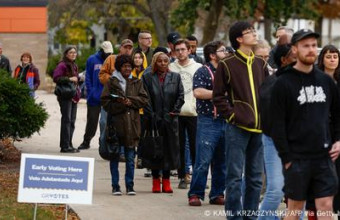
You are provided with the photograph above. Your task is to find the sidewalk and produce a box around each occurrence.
[15,90,225,220]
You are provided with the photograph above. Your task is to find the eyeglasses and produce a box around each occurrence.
[242,29,256,36]
[175,48,187,52]
[141,37,152,40]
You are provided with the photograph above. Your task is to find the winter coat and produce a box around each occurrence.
[101,75,148,147]
[53,61,81,103]
[13,63,40,97]
[86,51,105,106]
[142,71,185,170]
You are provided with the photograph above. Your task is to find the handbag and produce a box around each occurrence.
[99,114,120,160]
[140,117,163,162]
[54,81,77,99]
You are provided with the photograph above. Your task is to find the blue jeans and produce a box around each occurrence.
[99,107,107,149]
[110,147,136,189]
[224,123,263,220]
[259,135,284,220]
[188,115,226,200]
[185,132,192,174]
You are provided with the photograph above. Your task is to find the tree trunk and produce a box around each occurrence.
[315,16,323,46]
[263,18,272,46]
[201,0,223,45]
[147,0,173,47]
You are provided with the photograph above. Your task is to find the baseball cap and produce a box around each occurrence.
[291,29,320,45]
[120,39,133,47]
[101,41,113,53]
[167,32,181,44]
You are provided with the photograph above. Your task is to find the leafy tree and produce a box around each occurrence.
[0,70,48,140]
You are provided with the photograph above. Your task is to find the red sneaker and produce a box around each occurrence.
[188,195,201,206]
[209,195,225,205]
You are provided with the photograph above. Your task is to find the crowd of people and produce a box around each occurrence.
[3,20,340,220]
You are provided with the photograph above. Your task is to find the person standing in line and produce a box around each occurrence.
[77,41,113,150]
[0,42,12,75]
[167,32,181,63]
[169,39,202,189]
[98,38,134,161]
[186,35,204,64]
[270,30,340,220]
[13,52,40,97]
[267,26,294,69]
[53,46,81,153]
[142,52,184,193]
[188,41,229,206]
[135,30,154,65]
[213,21,268,219]
[306,45,340,220]
[258,34,296,220]
[101,54,148,196]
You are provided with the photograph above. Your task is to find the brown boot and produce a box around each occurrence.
[152,178,161,193]
[162,178,173,193]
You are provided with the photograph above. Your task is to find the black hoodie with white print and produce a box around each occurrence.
[270,64,340,164]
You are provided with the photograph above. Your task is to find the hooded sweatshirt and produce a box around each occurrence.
[270,65,340,164]
[169,58,202,116]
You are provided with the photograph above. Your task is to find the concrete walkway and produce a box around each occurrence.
[15,90,225,220]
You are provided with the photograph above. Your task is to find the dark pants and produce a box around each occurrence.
[82,105,101,145]
[178,116,197,179]
[58,98,77,150]
[152,170,170,179]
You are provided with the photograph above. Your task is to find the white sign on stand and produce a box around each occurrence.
[18,153,95,205]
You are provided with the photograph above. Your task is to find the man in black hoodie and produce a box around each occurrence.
[271,29,340,220]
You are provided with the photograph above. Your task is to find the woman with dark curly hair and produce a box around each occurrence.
[101,54,148,196]
[53,46,81,153]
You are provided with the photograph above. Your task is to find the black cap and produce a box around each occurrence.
[167,32,181,44]
[291,29,320,44]
[153,46,169,56]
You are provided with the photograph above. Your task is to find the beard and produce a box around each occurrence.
[297,52,317,65]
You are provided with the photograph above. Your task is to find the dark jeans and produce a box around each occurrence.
[224,123,263,220]
[188,115,226,201]
[178,116,197,179]
[82,105,101,145]
[58,98,77,149]
[110,147,136,189]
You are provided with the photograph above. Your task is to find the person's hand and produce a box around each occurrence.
[123,98,132,106]
[284,162,292,170]
[69,76,78,82]
[329,141,340,161]
[118,98,131,106]
[169,112,178,117]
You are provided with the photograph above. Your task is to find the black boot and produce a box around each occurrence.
[78,142,90,150]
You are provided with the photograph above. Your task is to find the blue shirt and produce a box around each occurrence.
[193,62,217,116]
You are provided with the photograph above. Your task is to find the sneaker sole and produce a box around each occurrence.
[127,192,136,196]
[112,192,122,196]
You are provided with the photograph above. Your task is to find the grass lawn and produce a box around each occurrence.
[0,139,80,220]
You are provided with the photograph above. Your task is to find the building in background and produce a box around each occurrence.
[0,0,48,89]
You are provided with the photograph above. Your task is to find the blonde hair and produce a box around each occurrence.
[151,52,169,73]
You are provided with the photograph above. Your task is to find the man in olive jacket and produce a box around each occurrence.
[213,21,268,219]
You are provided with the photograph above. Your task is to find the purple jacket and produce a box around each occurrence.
[53,61,81,102]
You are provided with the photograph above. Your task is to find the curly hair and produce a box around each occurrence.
[114,54,134,72]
